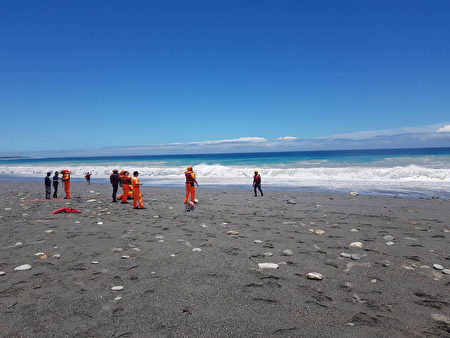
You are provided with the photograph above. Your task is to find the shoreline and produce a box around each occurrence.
[0,181,449,337]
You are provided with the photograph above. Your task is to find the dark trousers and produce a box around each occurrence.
[254,184,263,196]
[53,183,58,198]
[45,185,51,199]
[112,183,119,201]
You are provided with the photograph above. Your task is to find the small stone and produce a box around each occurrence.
[347,323,355,326]
[0,271,5,276]
[227,231,239,235]
[114,296,122,301]
[420,265,431,269]
[89,191,95,193]
[258,263,279,269]
[371,279,377,283]
[15,242,23,246]
[153,215,160,218]
[349,192,359,196]
[350,254,362,260]
[52,254,60,259]
[282,249,293,256]
[341,253,352,258]
[121,255,130,259]
[254,240,263,244]
[4,208,12,211]
[306,272,323,280]
[97,222,103,225]
[111,286,124,291]
[383,235,394,241]
[75,221,80,224]
[44,230,54,234]
[34,252,45,257]
[433,264,444,270]
[350,228,359,232]
[286,200,296,204]
[442,269,450,275]
[192,248,201,252]
[385,242,394,246]
[263,252,273,257]
[349,242,362,248]
[92,261,99,264]
[86,199,96,203]
[155,235,164,239]
[169,254,176,257]
[158,240,165,243]
[14,264,32,271]
[315,230,325,235]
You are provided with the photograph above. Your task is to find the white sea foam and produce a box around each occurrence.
[0,162,449,196]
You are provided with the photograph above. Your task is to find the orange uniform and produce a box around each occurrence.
[131,175,144,209]
[184,168,196,203]
[121,172,131,203]
[61,170,71,199]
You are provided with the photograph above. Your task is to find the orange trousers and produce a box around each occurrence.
[184,183,195,203]
[122,184,129,203]
[133,189,143,208]
[64,181,71,199]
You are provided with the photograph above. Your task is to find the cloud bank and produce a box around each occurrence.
[3,123,450,157]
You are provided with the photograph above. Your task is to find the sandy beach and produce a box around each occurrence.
[0,180,449,337]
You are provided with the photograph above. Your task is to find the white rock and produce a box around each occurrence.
[153,215,160,218]
[258,263,279,269]
[34,252,45,256]
[315,229,325,235]
[74,221,80,224]
[5,208,12,211]
[349,242,363,248]
[114,296,122,301]
[383,235,394,241]
[92,261,99,264]
[306,272,323,280]
[121,255,130,259]
[371,279,377,283]
[385,242,394,246]
[254,240,263,244]
[442,269,450,275]
[282,249,293,256]
[53,254,61,259]
[158,240,164,243]
[89,191,95,193]
[111,286,123,291]
[15,242,23,246]
[192,248,202,252]
[97,222,103,225]
[155,235,164,239]
[86,199,96,203]
[340,253,352,258]
[227,230,239,235]
[349,192,359,196]
[263,252,273,257]
[44,230,54,233]
[0,271,5,276]
[350,228,359,232]
[14,264,32,271]
[169,254,176,257]
[433,264,444,270]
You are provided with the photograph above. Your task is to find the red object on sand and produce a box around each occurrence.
[51,207,82,214]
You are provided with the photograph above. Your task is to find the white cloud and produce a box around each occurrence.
[277,136,297,141]
[185,137,267,145]
[437,125,450,133]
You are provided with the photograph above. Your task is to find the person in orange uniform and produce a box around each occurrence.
[131,171,144,209]
[184,166,199,204]
[121,171,131,203]
[60,169,71,199]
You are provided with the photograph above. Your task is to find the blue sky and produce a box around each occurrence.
[0,0,449,156]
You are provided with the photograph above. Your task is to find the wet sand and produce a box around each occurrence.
[0,181,449,337]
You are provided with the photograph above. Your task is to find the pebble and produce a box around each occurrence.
[97,222,103,225]
[44,230,54,234]
[227,231,239,235]
[347,323,355,326]
[111,286,124,291]
[155,235,164,239]
[14,264,32,271]
[53,254,61,259]
[15,242,23,246]
[258,263,279,269]
[158,240,165,243]
[0,271,5,276]
[169,254,176,257]
[121,255,130,259]
[86,199,96,203]
[306,272,323,280]
[350,228,359,232]
[315,230,325,235]
[341,253,352,258]
[433,264,444,270]
[4,208,12,211]
[442,269,450,275]
[74,221,80,224]
[371,279,377,283]
[89,191,95,193]
[92,261,99,264]
[114,297,122,301]
[254,240,263,244]
[153,215,160,218]
[350,254,362,260]
[383,235,394,241]
[349,192,359,196]
[349,242,363,248]
[281,249,293,256]
[192,248,201,252]
[286,200,296,204]
[263,252,273,257]
[385,242,394,246]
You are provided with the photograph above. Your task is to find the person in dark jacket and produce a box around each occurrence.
[253,170,263,197]
[110,169,120,202]
[52,171,60,198]
[45,172,52,199]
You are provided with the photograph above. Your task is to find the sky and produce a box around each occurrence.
[0,0,449,156]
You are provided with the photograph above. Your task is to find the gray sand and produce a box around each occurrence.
[0,181,449,337]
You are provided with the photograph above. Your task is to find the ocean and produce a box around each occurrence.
[1,147,450,198]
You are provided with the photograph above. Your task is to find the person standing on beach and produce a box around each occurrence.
[121,171,131,203]
[131,171,144,209]
[110,169,120,202]
[45,172,52,199]
[184,166,199,205]
[253,170,263,197]
[52,171,60,198]
[85,172,91,185]
[61,169,71,199]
